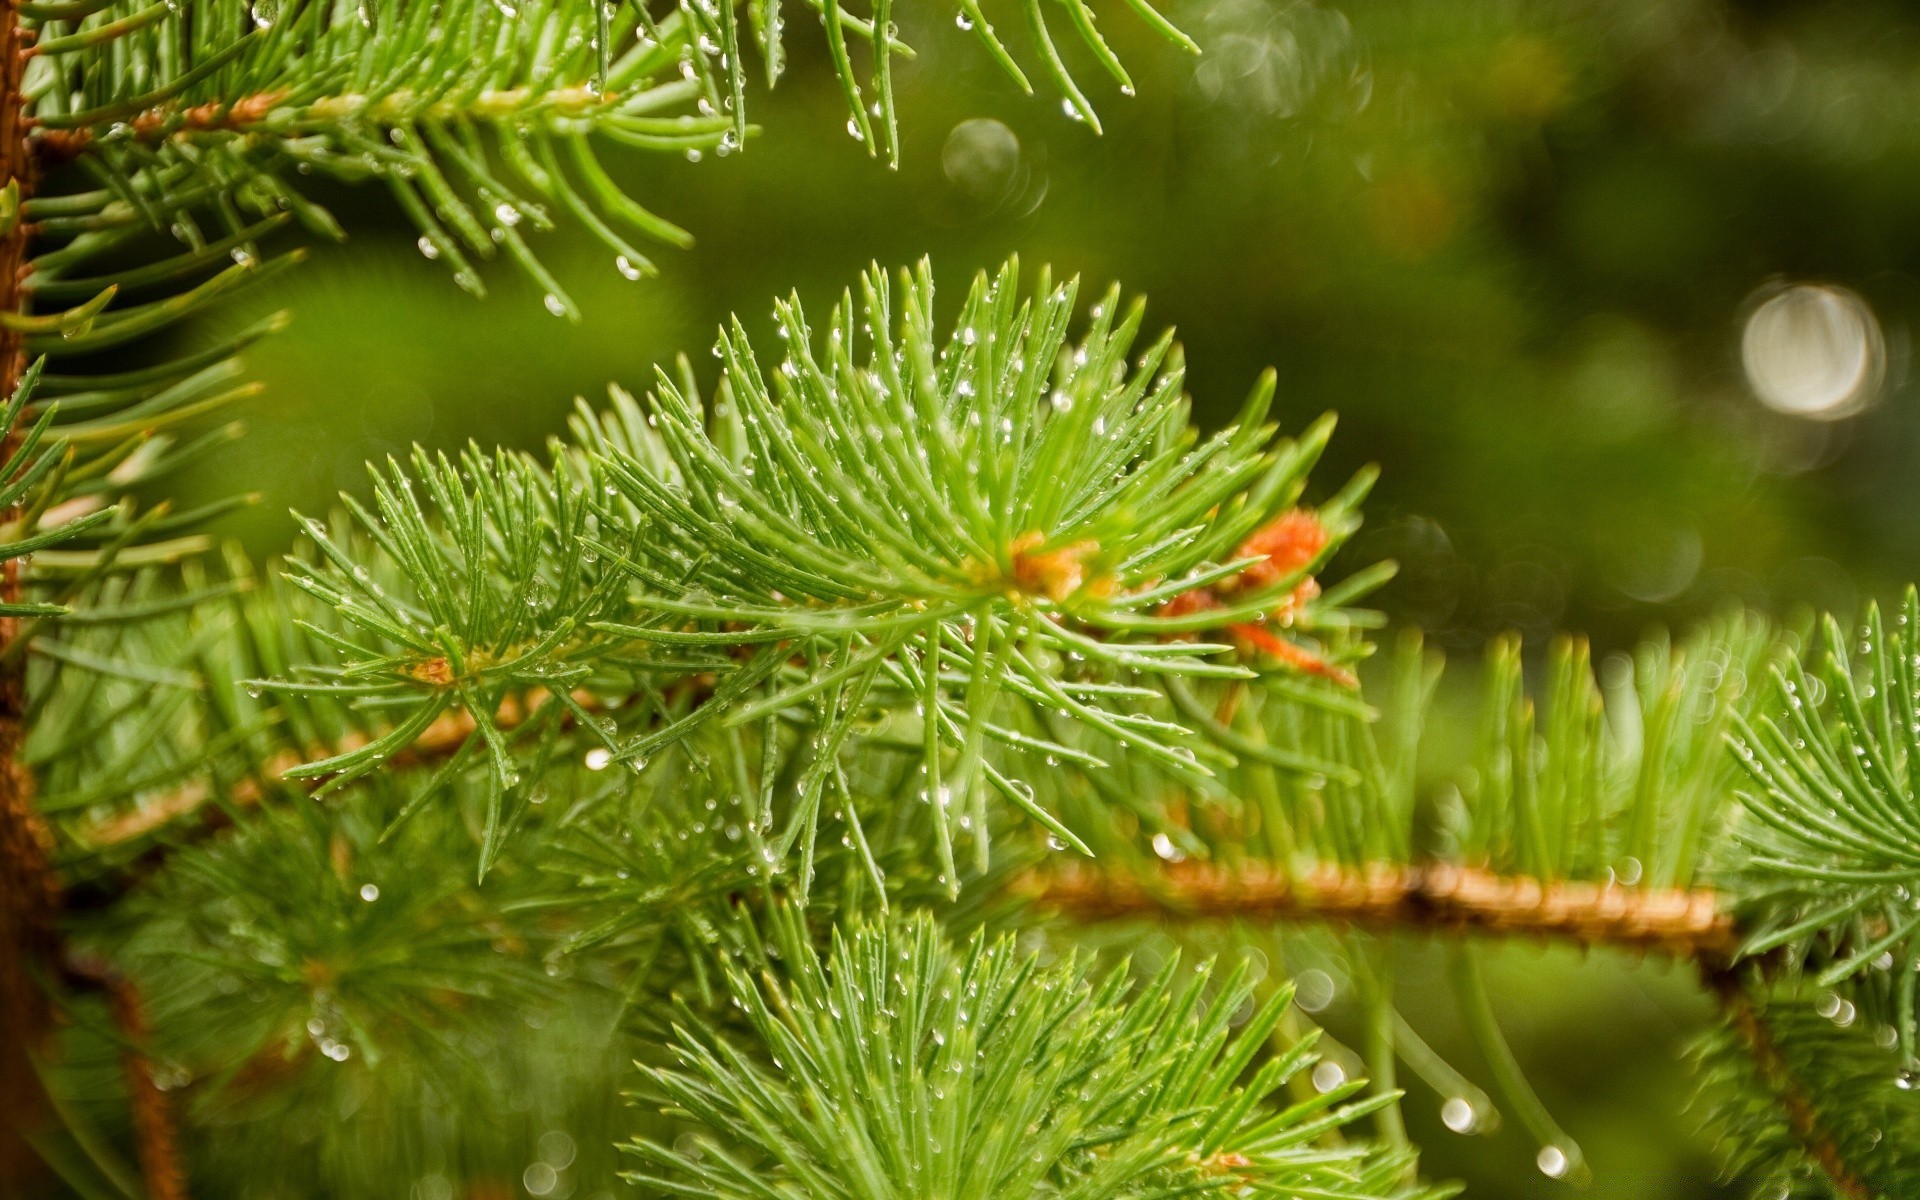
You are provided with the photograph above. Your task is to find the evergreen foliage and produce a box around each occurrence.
[0,2,1917,1199]
[276,259,1378,885]
[1730,597,1920,1041]
[629,909,1440,1199]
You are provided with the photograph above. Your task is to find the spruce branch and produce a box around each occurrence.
[276,257,1385,886]
[65,681,605,902]
[1728,592,1920,1071]
[1004,612,1795,1187]
[627,905,1447,1200]
[1025,611,1778,904]
[14,0,1195,309]
[116,793,556,1094]
[1701,970,1882,1200]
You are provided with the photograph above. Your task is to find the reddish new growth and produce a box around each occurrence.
[1007,532,1108,602]
[1159,509,1354,686]
[32,92,289,163]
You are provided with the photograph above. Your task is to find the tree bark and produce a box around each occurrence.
[0,4,56,1188]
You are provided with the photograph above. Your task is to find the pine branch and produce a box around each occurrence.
[14,0,1197,310]
[81,685,580,847]
[274,259,1385,883]
[1004,613,1808,1188]
[1727,596,1920,1049]
[106,787,572,1186]
[1024,613,1780,944]
[1705,969,1876,1200]
[628,905,1446,1200]
[64,682,622,909]
[1020,861,1738,959]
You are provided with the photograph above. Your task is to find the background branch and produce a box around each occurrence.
[1705,968,1876,1200]
[62,953,188,1200]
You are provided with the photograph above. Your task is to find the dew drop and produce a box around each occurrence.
[1440,1097,1478,1134]
[615,255,644,281]
[1536,1145,1571,1179]
[359,883,380,902]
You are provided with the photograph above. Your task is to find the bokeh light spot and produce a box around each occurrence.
[1741,282,1884,419]
[941,118,1022,208]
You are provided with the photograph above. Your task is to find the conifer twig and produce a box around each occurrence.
[1703,966,1874,1200]
[1019,861,1738,959]
[79,687,580,849]
[29,86,616,161]
[28,90,286,161]
[67,680,717,910]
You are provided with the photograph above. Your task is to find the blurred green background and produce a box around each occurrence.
[155,0,1920,1192]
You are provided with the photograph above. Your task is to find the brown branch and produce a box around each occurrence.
[1019,861,1739,960]
[80,688,563,848]
[30,84,612,164]
[63,686,623,909]
[1704,966,1875,1200]
[62,954,187,1200]
[32,92,286,163]
[1024,859,1882,1195]
[0,4,61,1186]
